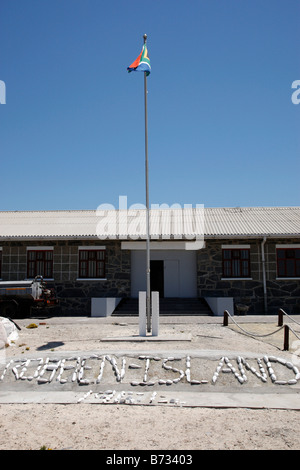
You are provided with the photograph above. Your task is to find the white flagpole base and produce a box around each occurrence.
[139,291,147,336]
[151,291,159,336]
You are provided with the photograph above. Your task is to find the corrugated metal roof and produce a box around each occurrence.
[0,207,299,240]
[204,207,300,237]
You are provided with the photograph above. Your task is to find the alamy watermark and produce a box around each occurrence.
[0,80,6,104]
[291,80,300,105]
[1,80,299,105]
[96,196,205,247]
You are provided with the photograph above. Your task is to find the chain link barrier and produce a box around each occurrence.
[223,309,300,351]
[278,308,300,327]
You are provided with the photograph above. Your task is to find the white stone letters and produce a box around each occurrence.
[1,353,299,391]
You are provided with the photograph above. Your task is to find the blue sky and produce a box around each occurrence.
[0,0,299,211]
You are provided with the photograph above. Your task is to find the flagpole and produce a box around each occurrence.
[143,33,151,333]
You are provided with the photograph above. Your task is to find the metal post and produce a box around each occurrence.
[143,33,151,333]
[223,310,228,327]
[278,308,284,327]
[283,324,289,351]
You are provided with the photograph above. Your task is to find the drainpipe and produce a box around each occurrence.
[261,236,268,313]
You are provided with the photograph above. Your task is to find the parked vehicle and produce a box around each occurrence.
[0,276,58,318]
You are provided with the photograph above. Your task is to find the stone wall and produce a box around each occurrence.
[1,240,131,316]
[1,238,299,316]
[197,238,300,314]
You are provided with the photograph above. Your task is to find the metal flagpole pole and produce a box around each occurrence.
[143,33,151,333]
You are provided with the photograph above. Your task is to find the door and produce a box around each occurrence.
[150,260,164,297]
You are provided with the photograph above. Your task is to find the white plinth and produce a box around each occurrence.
[139,291,147,336]
[152,291,159,336]
[91,297,121,317]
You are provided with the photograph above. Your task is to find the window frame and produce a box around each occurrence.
[222,247,251,279]
[78,248,106,280]
[276,247,300,278]
[27,248,54,279]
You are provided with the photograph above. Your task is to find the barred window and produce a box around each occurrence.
[27,250,53,278]
[222,249,250,278]
[78,250,106,279]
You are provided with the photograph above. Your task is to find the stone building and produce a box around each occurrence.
[0,206,299,316]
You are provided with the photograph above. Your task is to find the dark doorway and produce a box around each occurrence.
[150,260,164,298]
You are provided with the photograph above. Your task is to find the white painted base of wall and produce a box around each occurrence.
[91,298,121,317]
[205,297,234,316]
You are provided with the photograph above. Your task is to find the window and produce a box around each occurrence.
[0,249,2,278]
[277,248,300,278]
[27,250,53,278]
[222,249,251,278]
[78,249,106,279]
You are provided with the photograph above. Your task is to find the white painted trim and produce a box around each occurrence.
[221,278,253,281]
[122,241,194,250]
[76,278,107,281]
[185,240,205,250]
[26,246,54,251]
[78,246,106,250]
[221,245,251,249]
[276,278,300,280]
[276,244,300,249]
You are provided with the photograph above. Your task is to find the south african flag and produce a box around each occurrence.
[127,44,151,76]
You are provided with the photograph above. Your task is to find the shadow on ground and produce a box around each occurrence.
[37,341,65,351]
